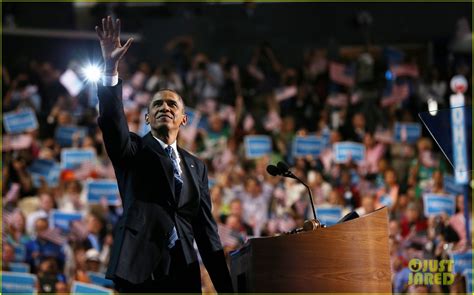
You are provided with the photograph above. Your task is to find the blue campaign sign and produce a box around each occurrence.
[13,244,26,262]
[379,194,393,208]
[50,210,83,233]
[71,281,113,294]
[315,207,343,226]
[8,262,30,273]
[444,174,464,196]
[87,180,120,206]
[28,159,61,188]
[185,107,201,127]
[393,122,421,143]
[1,272,37,294]
[208,178,216,189]
[423,194,456,217]
[3,109,38,134]
[321,128,331,147]
[451,251,473,274]
[333,142,365,163]
[139,108,151,136]
[244,135,272,159]
[463,269,472,294]
[61,148,96,170]
[293,136,324,158]
[55,125,88,147]
[87,272,115,288]
[28,159,56,175]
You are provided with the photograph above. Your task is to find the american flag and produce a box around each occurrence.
[327,93,349,107]
[2,134,33,151]
[381,83,410,107]
[329,62,355,88]
[70,220,89,241]
[4,183,21,205]
[73,161,97,180]
[390,64,419,78]
[217,224,240,248]
[38,228,67,245]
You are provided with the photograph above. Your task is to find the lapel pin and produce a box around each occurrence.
[190,164,195,168]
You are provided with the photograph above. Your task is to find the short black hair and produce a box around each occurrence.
[149,89,185,112]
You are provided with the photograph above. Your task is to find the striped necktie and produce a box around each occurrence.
[165,146,183,196]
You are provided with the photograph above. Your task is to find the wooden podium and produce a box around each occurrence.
[230,207,392,292]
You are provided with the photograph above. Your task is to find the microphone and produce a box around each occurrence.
[276,161,289,172]
[266,165,281,177]
[266,161,322,230]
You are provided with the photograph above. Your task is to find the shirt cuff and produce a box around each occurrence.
[102,74,119,86]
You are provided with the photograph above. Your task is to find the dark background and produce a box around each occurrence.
[3,2,471,71]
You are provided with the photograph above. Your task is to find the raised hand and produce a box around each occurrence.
[95,16,133,75]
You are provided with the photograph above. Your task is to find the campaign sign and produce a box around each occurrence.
[8,262,30,273]
[61,148,96,170]
[71,281,113,294]
[185,107,201,128]
[244,135,272,159]
[444,174,464,196]
[423,194,456,217]
[139,108,151,136]
[14,244,26,262]
[379,194,393,208]
[321,128,331,147]
[315,207,343,226]
[28,159,61,188]
[50,210,83,233]
[451,251,473,274]
[1,272,37,294]
[87,272,115,288]
[3,109,38,134]
[208,178,216,189]
[333,142,365,163]
[293,136,324,158]
[55,125,88,147]
[87,180,120,206]
[463,269,472,294]
[393,122,421,143]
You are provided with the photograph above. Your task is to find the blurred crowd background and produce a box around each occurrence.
[2,2,472,294]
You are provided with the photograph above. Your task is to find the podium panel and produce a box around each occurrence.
[230,207,391,292]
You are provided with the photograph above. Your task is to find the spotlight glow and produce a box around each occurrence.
[82,65,102,83]
[427,97,438,116]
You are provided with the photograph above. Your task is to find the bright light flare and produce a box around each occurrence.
[82,64,102,83]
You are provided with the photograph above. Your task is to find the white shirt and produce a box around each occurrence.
[154,137,182,175]
[102,74,119,87]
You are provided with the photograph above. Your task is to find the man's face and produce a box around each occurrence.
[146,90,187,133]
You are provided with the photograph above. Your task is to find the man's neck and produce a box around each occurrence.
[152,129,178,145]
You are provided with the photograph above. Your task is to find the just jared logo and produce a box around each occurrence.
[408,259,455,286]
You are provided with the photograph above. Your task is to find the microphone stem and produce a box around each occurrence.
[288,173,318,222]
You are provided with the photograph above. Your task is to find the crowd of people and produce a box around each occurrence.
[2,32,472,293]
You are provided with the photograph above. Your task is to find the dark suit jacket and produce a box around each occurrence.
[97,81,233,292]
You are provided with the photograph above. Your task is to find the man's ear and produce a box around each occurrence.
[145,113,149,125]
[180,113,188,127]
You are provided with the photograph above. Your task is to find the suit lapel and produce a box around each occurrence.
[178,147,201,206]
[143,132,177,203]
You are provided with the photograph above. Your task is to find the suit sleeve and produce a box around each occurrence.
[193,163,234,293]
[97,80,139,164]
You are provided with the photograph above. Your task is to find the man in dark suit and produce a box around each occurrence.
[94,16,233,293]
